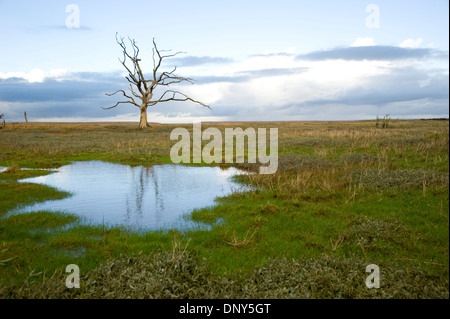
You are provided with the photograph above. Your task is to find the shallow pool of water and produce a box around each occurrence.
[11,161,250,231]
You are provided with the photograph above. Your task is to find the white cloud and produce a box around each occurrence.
[30,112,228,124]
[181,46,448,121]
[149,112,229,123]
[233,52,297,74]
[0,68,68,83]
[399,38,423,48]
[350,37,376,47]
[181,82,227,105]
[191,54,390,110]
[262,47,296,55]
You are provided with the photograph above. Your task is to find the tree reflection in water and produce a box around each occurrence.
[13,161,249,231]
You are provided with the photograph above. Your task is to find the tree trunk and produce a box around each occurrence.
[139,105,149,129]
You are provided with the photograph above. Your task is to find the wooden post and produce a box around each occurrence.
[24,111,28,129]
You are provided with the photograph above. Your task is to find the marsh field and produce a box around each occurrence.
[0,119,448,299]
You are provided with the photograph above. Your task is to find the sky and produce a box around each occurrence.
[0,0,448,123]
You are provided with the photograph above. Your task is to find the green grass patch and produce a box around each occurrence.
[0,182,70,216]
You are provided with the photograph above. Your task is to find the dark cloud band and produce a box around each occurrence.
[296,45,435,61]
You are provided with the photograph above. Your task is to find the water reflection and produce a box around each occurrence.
[13,161,249,231]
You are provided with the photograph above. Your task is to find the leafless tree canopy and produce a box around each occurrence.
[105,33,209,128]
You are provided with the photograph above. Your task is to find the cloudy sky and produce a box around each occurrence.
[0,0,448,123]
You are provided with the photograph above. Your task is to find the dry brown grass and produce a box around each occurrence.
[225,229,257,248]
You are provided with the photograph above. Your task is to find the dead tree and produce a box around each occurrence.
[0,113,5,128]
[105,34,209,129]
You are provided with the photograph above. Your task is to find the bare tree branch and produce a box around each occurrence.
[150,90,211,109]
[129,84,140,98]
[103,100,137,110]
[104,89,140,108]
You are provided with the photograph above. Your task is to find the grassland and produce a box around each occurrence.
[0,119,448,298]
